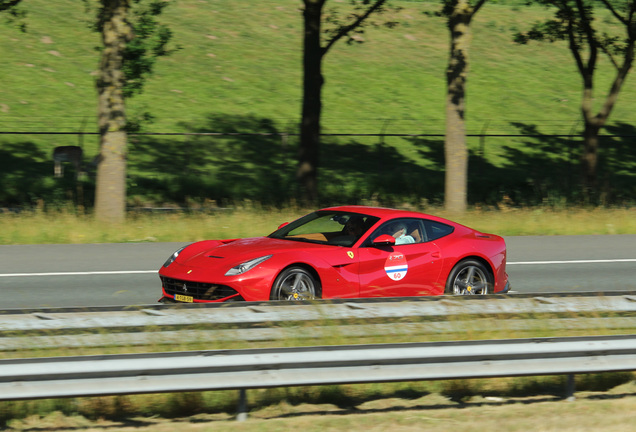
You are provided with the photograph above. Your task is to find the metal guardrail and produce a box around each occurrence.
[1,292,636,350]
[1,334,635,416]
[2,294,636,420]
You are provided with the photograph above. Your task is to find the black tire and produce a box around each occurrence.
[445,259,493,295]
[270,266,321,301]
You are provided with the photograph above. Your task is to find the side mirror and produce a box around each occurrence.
[372,234,396,246]
[277,222,289,230]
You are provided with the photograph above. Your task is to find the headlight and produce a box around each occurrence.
[163,246,186,268]
[225,255,272,276]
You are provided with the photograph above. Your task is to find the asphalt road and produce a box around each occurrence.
[1,235,635,309]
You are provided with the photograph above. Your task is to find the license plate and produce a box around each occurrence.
[175,294,193,303]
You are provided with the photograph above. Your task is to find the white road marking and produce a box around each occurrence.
[508,259,636,265]
[0,270,157,277]
[0,258,634,278]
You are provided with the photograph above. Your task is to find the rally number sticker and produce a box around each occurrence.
[384,252,408,281]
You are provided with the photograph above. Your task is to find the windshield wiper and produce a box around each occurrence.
[281,237,325,244]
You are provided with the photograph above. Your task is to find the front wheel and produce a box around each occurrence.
[445,260,492,295]
[270,266,321,301]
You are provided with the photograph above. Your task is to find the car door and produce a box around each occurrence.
[356,218,444,298]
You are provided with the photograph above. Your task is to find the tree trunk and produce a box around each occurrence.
[298,0,325,205]
[578,41,633,203]
[95,0,133,223]
[444,0,473,214]
[580,120,600,201]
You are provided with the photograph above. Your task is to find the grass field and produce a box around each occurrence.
[1,0,636,208]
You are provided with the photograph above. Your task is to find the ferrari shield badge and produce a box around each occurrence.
[384,252,408,281]
[347,251,354,259]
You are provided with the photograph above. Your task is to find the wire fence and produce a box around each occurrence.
[1,119,635,207]
[1,115,634,134]
[1,116,635,142]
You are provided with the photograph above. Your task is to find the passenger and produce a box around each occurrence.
[386,221,415,245]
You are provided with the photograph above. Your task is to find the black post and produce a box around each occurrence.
[237,388,248,421]
[565,374,576,401]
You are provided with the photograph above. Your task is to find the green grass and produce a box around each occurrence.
[1,205,636,245]
[1,0,636,208]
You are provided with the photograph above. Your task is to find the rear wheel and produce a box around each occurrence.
[270,266,321,301]
[445,259,492,295]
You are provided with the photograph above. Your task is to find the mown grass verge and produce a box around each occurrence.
[2,204,636,245]
[5,384,636,432]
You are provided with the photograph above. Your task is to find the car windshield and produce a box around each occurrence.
[269,211,379,247]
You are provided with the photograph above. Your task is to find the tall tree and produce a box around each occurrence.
[300,0,398,204]
[428,0,487,214]
[93,0,134,223]
[89,0,173,222]
[515,0,636,203]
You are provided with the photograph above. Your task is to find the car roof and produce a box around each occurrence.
[320,205,455,224]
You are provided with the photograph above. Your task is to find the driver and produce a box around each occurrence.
[344,216,366,239]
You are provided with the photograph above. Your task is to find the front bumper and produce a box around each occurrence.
[159,276,243,303]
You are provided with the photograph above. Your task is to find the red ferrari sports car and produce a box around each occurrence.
[159,206,509,303]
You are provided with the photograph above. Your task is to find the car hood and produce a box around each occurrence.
[178,236,337,269]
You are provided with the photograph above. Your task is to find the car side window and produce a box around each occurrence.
[424,220,454,241]
[366,218,425,246]
[407,219,427,243]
